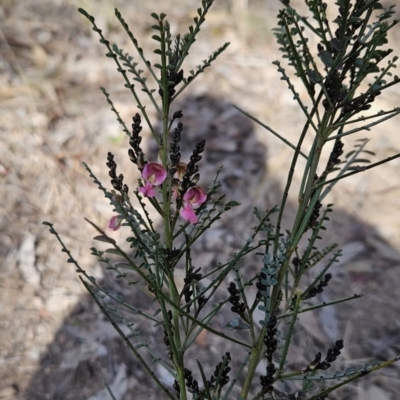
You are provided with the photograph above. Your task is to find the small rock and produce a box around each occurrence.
[18,233,40,289]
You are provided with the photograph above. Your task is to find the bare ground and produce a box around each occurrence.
[1,1,400,399]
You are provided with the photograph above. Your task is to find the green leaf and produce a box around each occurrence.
[105,248,122,255]
[302,380,316,391]
[268,278,278,286]
[351,158,372,163]
[226,201,241,207]
[114,263,132,269]
[366,63,380,73]
[362,150,376,156]
[78,8,94,22]
[318,50,334,68]
[93,235,116,244]
[354,58,365,69]
[308,69,323,83]
[224,317,251,330]
[152,35,161,42]
[330,38,344,51]
[153,308,161,316]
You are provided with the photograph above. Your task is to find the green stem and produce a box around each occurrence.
[307,356,400,400]
[158,17,186,400]
[159,20,172,251]
[277,293,301,378]
[278,293,363,320]
[315,152,400,190]
[239,325,266,400]
[233,105,308,159]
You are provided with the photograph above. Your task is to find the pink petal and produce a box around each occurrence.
[142,162,167,186]
[138,182,156,197]
[183,186,207,207]
[180,203,199,224]
[108,216,121,231]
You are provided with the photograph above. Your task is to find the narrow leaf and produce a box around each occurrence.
[226,201,241,207]
[105,248,122,255]
[93,235,116,244]
[318,50,334,68]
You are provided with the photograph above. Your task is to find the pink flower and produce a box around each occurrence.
[138,162,167,197]
[183,186,207,207]
[142,162,167,184]
[180,186,207,224]
[180,203,199,224]
[108,215,122,231]
[139,182,156,197]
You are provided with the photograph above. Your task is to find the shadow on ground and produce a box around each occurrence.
[21,95,400,400]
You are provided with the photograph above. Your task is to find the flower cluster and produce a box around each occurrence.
[136,160,207,224]
[109,155,207,230]
[256,270,267,300]
[326,139,344,173]
[304,273,332,300]
[309,199,322,229]
[304,339,344,372]
[107,111,208,229]
[163,310,173,348]
[260,315,278,394]
[260,363,276,395]
[264,315,278,359]
[228,282,246,318]
[182,267,203,311]
[184,368,201,396]
[128,113,145,170]
[207,352,231,390]
[307,174,322,230]
[106,152,128,193]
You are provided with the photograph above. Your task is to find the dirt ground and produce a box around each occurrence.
[1,1,400,399]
